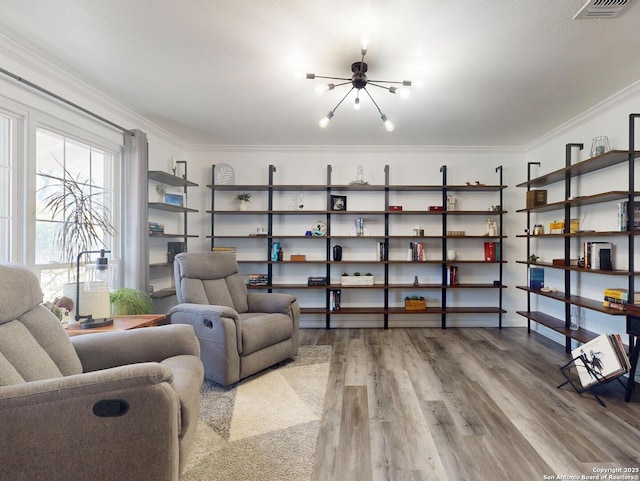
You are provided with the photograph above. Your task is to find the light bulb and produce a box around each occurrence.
[381,114,394,132]
[398,87,411,99]
[314,83,335,95]
[353,97,361,110]
[319,111,334,128]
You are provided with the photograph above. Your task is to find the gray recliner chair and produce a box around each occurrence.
[170,251,300,386]
[0,263,204,481]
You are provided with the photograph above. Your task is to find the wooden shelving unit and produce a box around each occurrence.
[148,162,198,300]
[517,128,640,352]
[209,164,507,329]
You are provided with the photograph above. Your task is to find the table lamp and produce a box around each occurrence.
[76,249,114,329]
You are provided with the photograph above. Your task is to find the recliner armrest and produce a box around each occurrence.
[71,324,200,372]
[170,303,242,354]
[0,363,180,481]
[0,362,173,408]
[247,292,296,315]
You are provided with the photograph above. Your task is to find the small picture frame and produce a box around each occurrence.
[164,193,184,207]
[331,195,347,211]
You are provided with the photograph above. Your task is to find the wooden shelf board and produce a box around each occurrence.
[149,202,198,213]
[515,286,627,315]
[516,310,600,344]
[516,191,636,213]
[515,231,630,238]
[149,233,198,238]
[149,171,198,187]
[515,260,636,275]
[252,283,506,290]
[516,150,640,188]
[150,287,176,299]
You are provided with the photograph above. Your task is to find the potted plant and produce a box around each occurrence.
[155,183,167,202]
[404,295,426,311]
[39,164,116,266]
[341,272,374,286]
[235,193,252,211]
[110,287,153,315]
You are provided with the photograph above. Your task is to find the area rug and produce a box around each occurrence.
[181,345,332,481]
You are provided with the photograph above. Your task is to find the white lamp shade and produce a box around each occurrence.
[63,282,111,323]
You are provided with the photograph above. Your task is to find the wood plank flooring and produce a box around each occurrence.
[299,328,640,481]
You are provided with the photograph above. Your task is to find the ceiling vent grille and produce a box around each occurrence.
[573,0,637,19]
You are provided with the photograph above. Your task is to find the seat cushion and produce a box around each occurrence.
[239,313,293,356]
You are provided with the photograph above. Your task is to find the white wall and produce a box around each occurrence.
[183,146,527,328]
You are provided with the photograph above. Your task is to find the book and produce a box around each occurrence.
[446,265,458,286]
[528,267,544,290]
[603,288,640,302]
[329,289,341,311]
[571,334,629,388]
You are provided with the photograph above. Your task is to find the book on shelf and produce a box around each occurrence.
[528,267,544,290]
[483,242,501,261]
[446,265,458,286]
[617,200,640,231]
[602,289,640,310]
[329,289,341,311]
[211,246,236,253]
[247,274,268,286]
[409,241,425,261]
[571,333,630,388]
[377,242,387,261]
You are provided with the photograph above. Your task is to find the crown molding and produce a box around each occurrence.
[0,33,189,150]
[187,143,524,154]
[525,79,640,151]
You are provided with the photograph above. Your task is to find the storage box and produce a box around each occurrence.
[290,254,306,262]
[526,190,547,209]
[341,275,374,286]
[404,299,427,311]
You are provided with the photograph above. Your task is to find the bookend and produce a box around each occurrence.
[557,353,628,407]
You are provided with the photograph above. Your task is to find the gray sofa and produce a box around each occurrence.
[0,263,204,481]
[170,251,300,386]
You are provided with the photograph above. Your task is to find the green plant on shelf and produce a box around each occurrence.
[404,295,425,301]
[528,254,539,263]
[110,287,153,315]
[235,193,252,201]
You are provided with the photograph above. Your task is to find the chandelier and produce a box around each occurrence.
[306,46,411,132]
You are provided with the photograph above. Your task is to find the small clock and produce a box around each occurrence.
[312,221,327,236]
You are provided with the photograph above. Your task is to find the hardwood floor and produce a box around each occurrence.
[299,328,640,481]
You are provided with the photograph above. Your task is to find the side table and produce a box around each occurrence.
[65,314,166,337]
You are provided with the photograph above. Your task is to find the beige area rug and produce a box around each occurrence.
[181,346,332,481]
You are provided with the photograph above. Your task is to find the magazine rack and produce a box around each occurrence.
[558,354,628,407]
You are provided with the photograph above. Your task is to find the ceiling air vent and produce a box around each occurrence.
[573,0,637,19]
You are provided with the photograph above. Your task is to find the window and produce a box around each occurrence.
[35,128,118,302]
[0,113,15,263]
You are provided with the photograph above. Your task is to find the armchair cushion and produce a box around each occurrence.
[239,312,294,355]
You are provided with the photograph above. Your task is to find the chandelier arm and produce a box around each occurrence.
[362,87,384,117]
[329,87,356,115]
[310,75,353,82]
[367,80,410,85]
[367,83,394,91]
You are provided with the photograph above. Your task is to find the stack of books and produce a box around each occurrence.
[602,288,640,311]
[572,333,630,388]
[409,241,425,261]
[148,222,165,236]
[446,265,458,286]
[329,289,341,311]
[617,200,640,231]
[377,242,387,261]
[483,242,501,261]
[211,246,236,254]
[248,274,268,286]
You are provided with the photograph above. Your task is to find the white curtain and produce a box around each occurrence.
[122,129,149,292]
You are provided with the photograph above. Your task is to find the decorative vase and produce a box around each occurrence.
[333,245,342,261]
[238,200,248,211]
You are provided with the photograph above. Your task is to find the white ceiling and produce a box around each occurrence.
[1,0,640,147]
